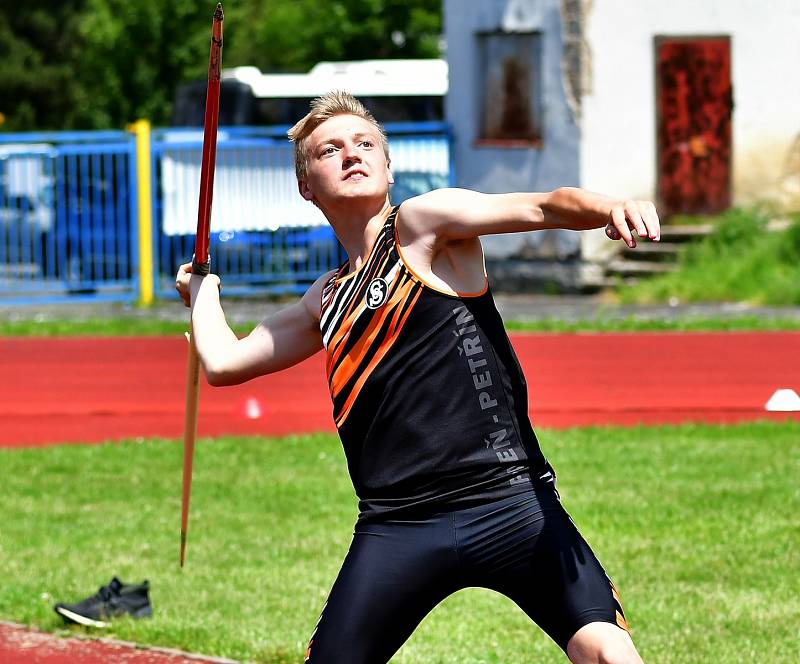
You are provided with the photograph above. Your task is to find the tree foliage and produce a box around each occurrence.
[0,0,441,131]
[225,0,442,72]
[0,1,89,130]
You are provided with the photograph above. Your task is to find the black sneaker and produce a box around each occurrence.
[54,577,152,627]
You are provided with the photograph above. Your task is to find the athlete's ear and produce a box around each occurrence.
[298,179,314,202]
[386,160,394,185]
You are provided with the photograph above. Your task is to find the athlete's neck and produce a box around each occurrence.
[324,197,394,274]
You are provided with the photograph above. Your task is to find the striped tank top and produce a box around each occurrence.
[319,205,555,520]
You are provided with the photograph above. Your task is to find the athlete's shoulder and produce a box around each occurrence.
[398,188,472,218]
[397,188,485,242]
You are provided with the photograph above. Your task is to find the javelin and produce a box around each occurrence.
[181,2,224,568]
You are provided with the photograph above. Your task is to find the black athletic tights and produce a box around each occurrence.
[304,488,628,662]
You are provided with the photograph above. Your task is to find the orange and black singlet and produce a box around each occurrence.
[320,205,556,520]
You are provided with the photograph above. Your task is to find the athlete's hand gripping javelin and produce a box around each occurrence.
[175,258,326,386]
[175,262,219,309]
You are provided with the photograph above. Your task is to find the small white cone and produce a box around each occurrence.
[243,397,263,419]
[765,388,800,412]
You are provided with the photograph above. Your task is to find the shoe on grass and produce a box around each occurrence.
[54,576,152,628]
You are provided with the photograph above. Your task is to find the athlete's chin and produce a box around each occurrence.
[334,186,388,201]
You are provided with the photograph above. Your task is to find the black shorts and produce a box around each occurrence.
[305,488,629,663]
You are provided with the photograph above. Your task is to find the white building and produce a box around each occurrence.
[443,0,800,282]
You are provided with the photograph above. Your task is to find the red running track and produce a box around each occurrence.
[1,332,798,448]
[0,621,233,664]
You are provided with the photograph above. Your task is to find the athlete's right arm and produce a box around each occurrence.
[175,263,330,386]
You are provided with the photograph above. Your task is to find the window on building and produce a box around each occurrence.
[476,31,543,147]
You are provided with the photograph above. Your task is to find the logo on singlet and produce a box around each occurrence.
[365,277,389,309]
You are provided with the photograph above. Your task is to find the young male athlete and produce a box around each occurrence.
[175,91,659,663]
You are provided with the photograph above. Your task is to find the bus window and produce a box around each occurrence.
[172,80,256,126]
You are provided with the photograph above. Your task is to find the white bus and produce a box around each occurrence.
[172,59,448,126]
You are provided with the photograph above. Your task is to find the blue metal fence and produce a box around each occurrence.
[1,122,452,304]
[0,131,138,303]
[151,122,452,297]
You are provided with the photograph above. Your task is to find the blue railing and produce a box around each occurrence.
[1,122,452,304]
[151,122,452,297]
[0,131,138,303]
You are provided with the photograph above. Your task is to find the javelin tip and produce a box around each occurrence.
[180,530,187,567]
[214,3,223,20]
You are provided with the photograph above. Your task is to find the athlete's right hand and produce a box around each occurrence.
[175,262,220,308]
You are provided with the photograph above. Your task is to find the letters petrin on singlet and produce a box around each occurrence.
[453,305,529,487]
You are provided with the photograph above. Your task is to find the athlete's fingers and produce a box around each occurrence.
[625,202,647,239]
[611,206,635,248]
[175,281,190,307]
[175,262,194,307]
[605,222,621,241]
[642,201,661,241]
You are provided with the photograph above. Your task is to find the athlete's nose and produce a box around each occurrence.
[341,141,362,169]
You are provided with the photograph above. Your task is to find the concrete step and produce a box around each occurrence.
[659,223,713,240]
[606,259,676,276]
[656,217,790,241]
[622,242,681,259]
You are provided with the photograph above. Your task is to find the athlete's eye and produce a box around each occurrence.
[320,146,336,156]
[360,140,373,148]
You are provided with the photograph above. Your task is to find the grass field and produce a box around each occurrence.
[1,314,799,337]
[1,422,798,663]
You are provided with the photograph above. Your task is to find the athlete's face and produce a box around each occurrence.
[299,114,393,207]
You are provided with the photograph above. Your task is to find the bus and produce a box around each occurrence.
[172,59,448,126]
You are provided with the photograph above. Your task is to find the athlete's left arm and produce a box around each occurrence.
[399,187,660,249]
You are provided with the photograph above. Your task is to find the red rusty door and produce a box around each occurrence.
[656,37,733,217]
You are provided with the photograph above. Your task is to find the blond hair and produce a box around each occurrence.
[287,90,389,181]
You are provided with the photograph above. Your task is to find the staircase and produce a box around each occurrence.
[604,223,713,285]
